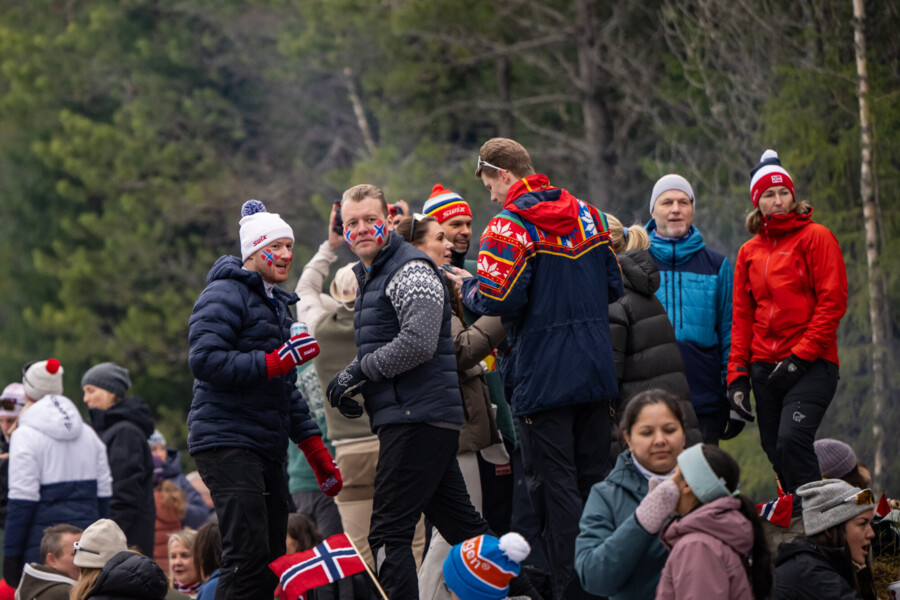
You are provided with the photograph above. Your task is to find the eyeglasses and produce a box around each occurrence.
[821,488,874,512]
[409,212,428,242]
[73,541,101,555]
[475,156,506,176]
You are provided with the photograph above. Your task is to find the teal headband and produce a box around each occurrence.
[677,444,739,504]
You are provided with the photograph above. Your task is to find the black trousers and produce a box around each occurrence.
[697,408,730,446]
[194,447,290,600]
[517,402,610,600]
[368,423,489,599]
[751,359,838,495]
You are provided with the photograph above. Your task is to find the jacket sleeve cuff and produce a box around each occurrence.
[265,351,282,379]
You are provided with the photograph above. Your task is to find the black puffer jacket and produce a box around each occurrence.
[87,551,168,600]
[90,397,156,557]
[609,249,701,445]
[774,539,869,599]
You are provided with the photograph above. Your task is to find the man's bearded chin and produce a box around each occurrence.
[450,242,469,269]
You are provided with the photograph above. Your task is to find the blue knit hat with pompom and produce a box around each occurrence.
[238,199,294,261]
[443,532,530,600]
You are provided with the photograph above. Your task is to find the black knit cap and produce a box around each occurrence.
[81,362,131,397]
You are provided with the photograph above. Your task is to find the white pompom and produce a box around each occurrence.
[498,532,531,563]
[760,149,778,162]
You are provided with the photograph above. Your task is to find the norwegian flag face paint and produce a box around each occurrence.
[344,227,357,247]
[370,220,385,245]
[262,249,276,266]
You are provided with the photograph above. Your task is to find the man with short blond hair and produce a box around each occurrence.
[457,137,623,600]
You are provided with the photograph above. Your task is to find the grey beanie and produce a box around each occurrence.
[81,362,131,397]
[74,519,129,569]
[649,174,695,215]
[814,439,857,479]
[148,429,166,448]
[797,479,874,536]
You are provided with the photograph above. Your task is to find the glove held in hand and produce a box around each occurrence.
[326,362,365,418]
[727,376,754,422]
[298,436,343,497]
[266,333,320,379]
[767,354,812,398]
[634,478,680,534]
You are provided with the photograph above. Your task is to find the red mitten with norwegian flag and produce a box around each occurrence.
[265,333,320,379]
[298,436,343,497]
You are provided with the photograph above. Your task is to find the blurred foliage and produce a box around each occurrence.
[0,0,897,493]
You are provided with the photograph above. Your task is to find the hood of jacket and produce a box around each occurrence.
[91,551,168,600]
[17,563,76,597]
[618,249,660,296]
[759,207,814,239]
[206,255,299,306]
[661,496,753,555]
[504,174,580,236]
[160,448,184,480]
[646,221,707,266]
[18,394,84,442]
[90,396,155,438]
[603,450,649,500]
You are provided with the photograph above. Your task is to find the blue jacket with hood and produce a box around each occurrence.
[461,174,623,416]
[646,222,732,416]
[187,255,320,459]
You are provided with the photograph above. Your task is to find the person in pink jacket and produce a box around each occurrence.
[634,444,771,600]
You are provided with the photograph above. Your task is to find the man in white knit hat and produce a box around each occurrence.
[187,199,341,600]
[21,359,64,403]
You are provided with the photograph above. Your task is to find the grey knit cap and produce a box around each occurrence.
[81,362,131,397]
[649,174,695,215]
[797,479,874,536]
[814,438,857,479]
[148,429,166,447]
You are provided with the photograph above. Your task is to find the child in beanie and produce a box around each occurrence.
[442,532,530,600]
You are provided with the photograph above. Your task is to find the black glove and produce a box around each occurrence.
[720,410,747,440]
[326,362,365,419]
[727,376,754,422]
[766,354,812,399]
[3,554,23,588]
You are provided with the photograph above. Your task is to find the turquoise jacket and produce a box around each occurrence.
[287,361,333,494]
[575,450,668,599]
[646,223,732,415]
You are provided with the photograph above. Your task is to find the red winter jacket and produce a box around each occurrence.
[727,208,847,385]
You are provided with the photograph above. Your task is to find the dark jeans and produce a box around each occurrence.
[517,403,611,600]
[751,359,838,495]
[368,423,489,599]
[194,447,290,600]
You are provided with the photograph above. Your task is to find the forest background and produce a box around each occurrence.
[0,0,898,501]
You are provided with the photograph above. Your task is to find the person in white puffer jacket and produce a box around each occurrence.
[2,393,112,587]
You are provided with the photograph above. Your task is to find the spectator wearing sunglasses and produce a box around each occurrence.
[2,391,112,588]
[774,480,877,599]
[450,137,623,600]
[81,362,156,559]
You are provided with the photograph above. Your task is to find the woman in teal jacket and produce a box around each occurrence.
[575,389,687,599]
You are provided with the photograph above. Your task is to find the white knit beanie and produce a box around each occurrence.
[239,200,294,262]
[649,174,695,215]
[22,358,64,401]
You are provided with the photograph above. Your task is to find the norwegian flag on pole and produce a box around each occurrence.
[270,534,366,600]
[757,493,794,528]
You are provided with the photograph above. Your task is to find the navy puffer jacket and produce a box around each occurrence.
[87,551,168,600]
[187,256,320,459]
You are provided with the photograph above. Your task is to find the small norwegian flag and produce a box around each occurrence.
[757,493,794,528]
[270,534,366,600]
[876,492,891,519]
[279,335,318,363]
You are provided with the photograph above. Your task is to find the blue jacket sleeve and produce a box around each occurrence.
[575,485,658,597]
[716,257,733,383]
[460,215,534,317]
[188,280,269,386]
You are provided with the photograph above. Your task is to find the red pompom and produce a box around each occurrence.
[46,358,60,374]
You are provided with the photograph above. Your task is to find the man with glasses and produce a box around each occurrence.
[325,184,491,599]
[451,137,623,600]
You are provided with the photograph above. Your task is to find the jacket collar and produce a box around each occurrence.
[647,222,706,266]
[760,207,814,238]
[504,174,580,236]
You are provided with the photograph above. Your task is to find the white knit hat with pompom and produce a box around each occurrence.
[239,199,294,262]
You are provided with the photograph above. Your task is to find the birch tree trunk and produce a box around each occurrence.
[851,0,886,485]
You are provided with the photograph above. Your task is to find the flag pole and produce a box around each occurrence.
[346,536,389,600]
